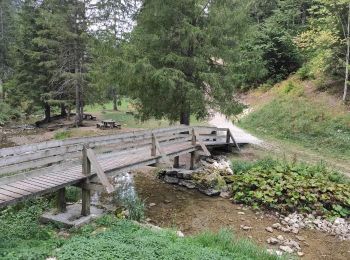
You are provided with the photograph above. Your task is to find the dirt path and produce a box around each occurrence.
[208,112,263,145]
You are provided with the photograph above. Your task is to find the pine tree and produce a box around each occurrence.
[122,0,252,125]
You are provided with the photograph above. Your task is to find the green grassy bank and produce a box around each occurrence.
[239,80,350,160]
[0,200,277,260]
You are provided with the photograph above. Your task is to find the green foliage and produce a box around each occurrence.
[122,197,145,222]
[0,102,21,125]
[0,200,62,260]
[122,0,255,123]
[57,218,277,260]
[54,130,72,140]
[0,200,276,260]
[239,93,350,159]
[231,158,350,217]
[65,187,80,203]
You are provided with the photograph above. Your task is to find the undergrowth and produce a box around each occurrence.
[231,158,350,218]
[0,198,276,259]
[0,199,62,259]
[0,102,21,126]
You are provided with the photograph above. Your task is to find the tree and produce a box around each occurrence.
[6,0,90,124]
[88,0,140,111]
[122,0,254,125]
[295,0,350,101]
[0,0,19,98]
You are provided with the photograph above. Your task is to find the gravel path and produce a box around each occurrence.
[208,112,263,146]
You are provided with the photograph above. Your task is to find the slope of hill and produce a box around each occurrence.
[238,77,350,172]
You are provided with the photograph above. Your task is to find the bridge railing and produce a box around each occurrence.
[0,126,238,185]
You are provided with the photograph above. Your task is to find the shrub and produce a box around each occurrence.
[231,158,350,217]
[121,197,145,222]
[0,102,21,125]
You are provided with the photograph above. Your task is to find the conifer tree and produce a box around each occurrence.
[122,0,252,125]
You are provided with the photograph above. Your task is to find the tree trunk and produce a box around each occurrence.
[113,95,118,111]
[60,103,67,117]
[180,111,190,126]
[343,3,350,102]
[44,103,51,123]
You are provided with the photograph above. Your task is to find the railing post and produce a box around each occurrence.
[190,152,196,170]
[151,133,156,157]
[191,128,196,145]
[173,156,180,168]
[81,145,91,216]
[226,129,232,152]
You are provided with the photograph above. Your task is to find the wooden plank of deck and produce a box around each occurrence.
[0,185,32,196]
[0,188,24,199]
[0,193,15,201]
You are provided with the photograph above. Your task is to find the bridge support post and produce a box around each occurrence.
[190,152,196,170]
[226,130,232,152]
[57,188,66,213]
[81,145,91,216]
[173,156,180,168]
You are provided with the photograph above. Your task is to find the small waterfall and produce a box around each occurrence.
[91,171,138,207]
[113,172,137,203]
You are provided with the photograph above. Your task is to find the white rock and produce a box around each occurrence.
[265,227,274,233]
[297,252,305,257]
[267,237,279,245]
[149,203,156,207]
[277,235,284,241]
[267,249,274,255]
[279,245,294,254]
[176,231,185,237]
[240,225,252,231]
[272,223,282,229]
[275,250,283,256]
[238,211,245,215]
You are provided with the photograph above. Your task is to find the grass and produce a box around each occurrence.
[0,200,277,260]
[85,99,208,129]
[239,81,350,160]
[57,216,276,260]
[54,130,72,140]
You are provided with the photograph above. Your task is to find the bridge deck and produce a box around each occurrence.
[0,126,239,209]
[0,141,197,207]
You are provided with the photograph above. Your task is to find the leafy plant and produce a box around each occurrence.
[231,158,350,218]
[122,197,145,222]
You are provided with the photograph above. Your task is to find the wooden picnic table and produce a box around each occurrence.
[97,120,121,129]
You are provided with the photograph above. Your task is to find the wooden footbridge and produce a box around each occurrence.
[0,126,240,215]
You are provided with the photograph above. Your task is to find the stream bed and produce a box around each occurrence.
[130,168,350,260]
